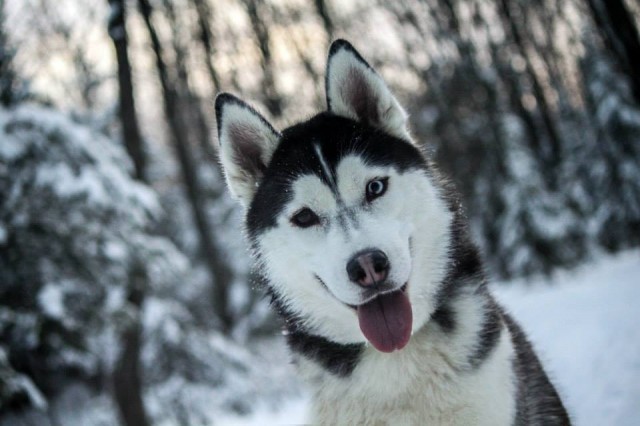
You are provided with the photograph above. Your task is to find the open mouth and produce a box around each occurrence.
[314,279,413,354]
[355,284,412,353]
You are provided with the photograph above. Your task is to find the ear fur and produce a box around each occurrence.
[325,39,410,141]
[215,93,281,206]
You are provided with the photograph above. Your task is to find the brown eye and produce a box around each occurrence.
[291,208,320,228]
[366,177,388,202]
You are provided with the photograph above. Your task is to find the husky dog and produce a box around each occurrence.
[215,40,570,425]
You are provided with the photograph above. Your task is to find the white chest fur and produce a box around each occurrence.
[299,319,516,426]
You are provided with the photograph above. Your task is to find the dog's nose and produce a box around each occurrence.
[346,250,389,287]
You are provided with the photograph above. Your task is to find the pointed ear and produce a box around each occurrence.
[325,40,410,141]
[215,93,281,206]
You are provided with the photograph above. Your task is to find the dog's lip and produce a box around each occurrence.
[314,274,331,293]
[348,283,408,310]
[313,275,408,310]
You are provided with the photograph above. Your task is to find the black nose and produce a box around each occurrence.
[346,250,390,287]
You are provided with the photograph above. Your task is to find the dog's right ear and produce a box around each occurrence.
[216,93,281,207]
[325,39,410,141]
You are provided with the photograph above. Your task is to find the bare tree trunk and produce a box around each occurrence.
[243,0,282,117]
[107,1,150,425]
[112,264,149,426]
[108,0,146,181]
[438,0,509,165]
[163,0,235,298]
[137,0,234,333]
[189,0,229,159]
[0,0,19,107]
[310,0,336,108]
[498,0,563,170]
[385,0,468,147]
[162,0,214,161]
[314,0,335,40]
[190,0,222,91]
[585,0,640,105]
[490,42,544,158]
[528,1,572,112]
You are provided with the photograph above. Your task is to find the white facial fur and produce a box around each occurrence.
[256,154,452,345]
[217,41,452,345]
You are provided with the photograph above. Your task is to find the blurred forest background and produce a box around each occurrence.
[1,0,639,424]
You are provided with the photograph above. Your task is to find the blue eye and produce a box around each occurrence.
[366,177,388,202]
[291,208,320,228]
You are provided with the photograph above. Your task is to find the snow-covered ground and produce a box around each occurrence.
[495,249,640,426]
[222,250,640,425]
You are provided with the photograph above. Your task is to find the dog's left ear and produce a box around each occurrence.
[215,93,281,207]
[326,40,410,141]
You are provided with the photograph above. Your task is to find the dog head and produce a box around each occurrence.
[216,40,453,352]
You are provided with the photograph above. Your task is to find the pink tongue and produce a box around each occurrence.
[357,290,413,353]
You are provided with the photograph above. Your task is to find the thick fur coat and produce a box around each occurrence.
[215,39,570,425]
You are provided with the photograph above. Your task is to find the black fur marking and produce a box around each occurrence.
[430,193,485,337]
[214,92,236,136]
[214,92,281,144]
[504,312,571,425]
[287,330,364,377]
[467,295,503,369]
[327,40,374,71]
[430,303,456,333]
[246,113,425,240]
[314,274,330,293]
[443,211,485,291]
[267,287,364,377]
[431,192,504,370]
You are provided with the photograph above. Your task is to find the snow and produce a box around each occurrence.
[37,283,65,319]
[0,132,27,160]
[217,396,310,426]
[5,105,162,219]
[35,164,110,205]
[15,376,47,410]
[104,240,127,261]
[493,249,640,426]
[219,250,640,425]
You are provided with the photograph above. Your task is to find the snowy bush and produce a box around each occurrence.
[141,295,300,425]
[0,105,186,412]
[486,114,586,277]
[0,105,299,424]
[414,45,640,279]
[579,49,640,251]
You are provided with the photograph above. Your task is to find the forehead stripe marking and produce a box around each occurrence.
[313,142,341,198]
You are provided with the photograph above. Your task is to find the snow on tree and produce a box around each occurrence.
[0,105,300,423]
[0,346,46,411]
[0,105,186,412]
[579,47,640,251]
[0,0,24,107]
[481,113,586,278]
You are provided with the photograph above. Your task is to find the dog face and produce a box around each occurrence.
[216,40,452,352]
